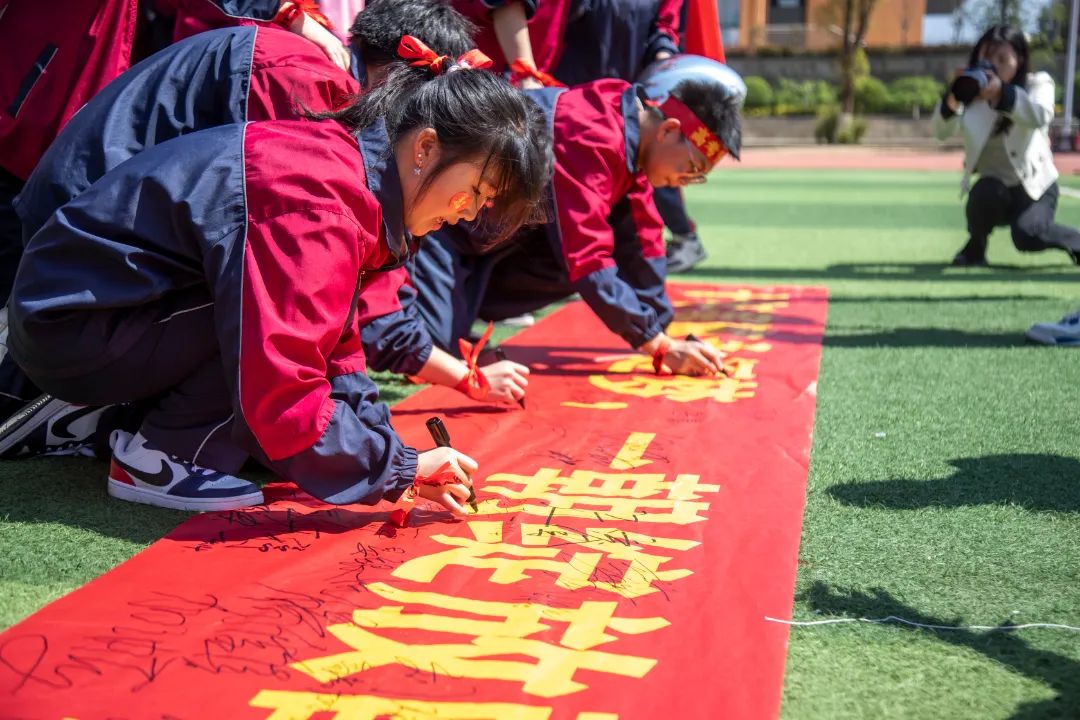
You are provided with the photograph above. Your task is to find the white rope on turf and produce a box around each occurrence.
[765,616,1080,632]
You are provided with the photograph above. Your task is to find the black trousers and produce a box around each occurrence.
[965,177,1080,258]
[10,290,245,472]
[0,166,24,306]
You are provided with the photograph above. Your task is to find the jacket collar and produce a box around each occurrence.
[622,84,643,173]
[357,119,413,267]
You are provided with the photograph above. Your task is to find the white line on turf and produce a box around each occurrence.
[765,615,1080,632]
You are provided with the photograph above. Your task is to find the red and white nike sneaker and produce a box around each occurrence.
[108,429,263,511]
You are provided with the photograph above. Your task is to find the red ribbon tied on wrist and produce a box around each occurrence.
[398,459,469,524]
[651,337,672,375]
[510,58,566,88]
[399,36,493,75]
[415,460,461,487]
[454,321,494,400]
[403,458,461,499]
[274,0,334,31]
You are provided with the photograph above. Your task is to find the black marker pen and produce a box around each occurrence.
[425,417,478,512]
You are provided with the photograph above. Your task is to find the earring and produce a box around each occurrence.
[413,166,422,176]
[414,153,423,176]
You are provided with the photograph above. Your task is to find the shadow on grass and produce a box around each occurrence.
[828,454,1080,514]
[821,327,1028,348]
[798,582,1080,719]
[0,457,188,544]
[756,326,1027,348]
[754,294,1061,304]
[678,261,1077,284]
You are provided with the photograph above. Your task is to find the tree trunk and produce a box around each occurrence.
[840,53,855,115]
[837,0,876,118]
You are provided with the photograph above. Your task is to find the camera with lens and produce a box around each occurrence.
[950,59,997,105]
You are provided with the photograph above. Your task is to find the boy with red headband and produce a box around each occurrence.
[363,56,743,383]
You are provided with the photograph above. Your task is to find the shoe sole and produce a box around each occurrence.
[1026,329,1080,346]
[107,477,264,512]
[498,316,535,327]
[667,247,709,274]
[0,395,71,456]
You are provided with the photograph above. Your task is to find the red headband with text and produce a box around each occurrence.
[655,95,728,167]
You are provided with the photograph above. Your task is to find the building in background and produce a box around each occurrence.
[922,0,980,45]
[719,0,1046,52]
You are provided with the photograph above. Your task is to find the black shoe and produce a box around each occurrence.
[951,251,988,267]
[666,233,708,273]
[0,394,106,459]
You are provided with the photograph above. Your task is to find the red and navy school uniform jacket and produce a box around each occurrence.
[162,1,368,82]
[160,0,281,43]
[361,79,672,363]
[451,0,568,76]
[355,268,435,376]
[540,79,672,348]
[14,25,360,242]
[360,220,503,365]
[554,0,682,85]
[11,119,418,505]
[0,0,140,182]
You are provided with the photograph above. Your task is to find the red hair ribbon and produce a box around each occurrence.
[655,96,728,167]
[399,36,493,75]
[399,35,450,74]
[274,0,334,32]
[454,321,494,400]
[454,49,494,71]
[510,58,566,88]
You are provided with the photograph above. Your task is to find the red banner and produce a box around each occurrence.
[0,283,827,720]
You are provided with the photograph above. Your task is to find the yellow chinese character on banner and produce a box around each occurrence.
[288,576,663,696]
[681,289,791,303]
[589,356,758,404]
[481,468,715,524]
[250,690,555,720]
[389,521,696,598]
[251,691,621,720]
[485,466,719,500]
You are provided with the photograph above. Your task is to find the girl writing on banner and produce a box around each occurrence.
[4,41,551,515]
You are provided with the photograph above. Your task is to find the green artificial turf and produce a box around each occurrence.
[1,167,1078,719]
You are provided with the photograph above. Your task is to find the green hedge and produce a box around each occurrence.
[744,76,774,109]
[814,106,869,144]
[743,75,945,116]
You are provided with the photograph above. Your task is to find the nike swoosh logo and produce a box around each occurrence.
[112,456,174,487]
[51,405,102,440]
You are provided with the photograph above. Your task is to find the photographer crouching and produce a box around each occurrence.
[934,25,1080,267]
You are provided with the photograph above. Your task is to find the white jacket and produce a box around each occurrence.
[932,71,1058,200]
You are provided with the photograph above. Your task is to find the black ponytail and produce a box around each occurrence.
[349,0,477,69]
[318,61,552,244]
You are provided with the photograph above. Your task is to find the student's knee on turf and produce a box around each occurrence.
[1011,216,1051,252]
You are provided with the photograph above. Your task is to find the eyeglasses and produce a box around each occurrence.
[677,136,709,185]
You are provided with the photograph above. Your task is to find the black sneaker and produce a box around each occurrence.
[666,233,708,273]
[950,251,988,267]
[0,394,107,459]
